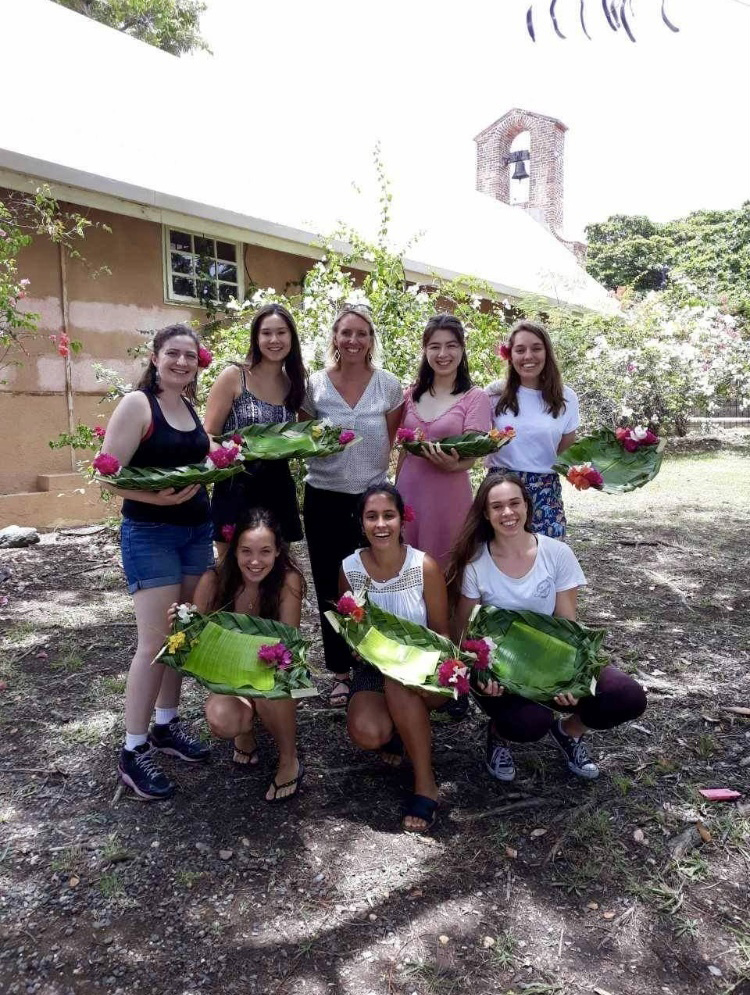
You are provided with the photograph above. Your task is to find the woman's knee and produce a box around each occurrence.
[204,695,248,739]
[476,695,552,743]
[347,698,392,750]
[579,669,647,729]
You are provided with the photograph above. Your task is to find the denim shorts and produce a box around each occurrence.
[120,519,215,594]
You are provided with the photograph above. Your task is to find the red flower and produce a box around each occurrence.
[396,427,416,444]
[567,464,604,491]
[643,430,659,446]
[231,433,243,445]
[197,346,213,369]
[93,426,106,439]
[402,504,416,523]
[495,342,511,361]
[338,430,356,445]
[220,524,235,542]
[336,593,365,623]
[461,639,490,670]
[207,445,241,469]
[92,452,121,476]
[437,658,470,694]
[615,427,629,443]
[623,437,639,453]
[257,642,293,669]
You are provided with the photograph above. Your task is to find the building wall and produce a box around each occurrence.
[0,194,319,499]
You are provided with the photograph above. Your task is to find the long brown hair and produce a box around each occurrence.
[446,473,534,604]
[412,314,473,403]
[137,324,201,401]
[494,320,565,418]
[208,508,306,619]
[244,303,308,411]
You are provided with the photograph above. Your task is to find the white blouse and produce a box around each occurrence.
[303,369,404,494]
[342,546,427,625]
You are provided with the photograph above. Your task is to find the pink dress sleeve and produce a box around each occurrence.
[461,387,493,433]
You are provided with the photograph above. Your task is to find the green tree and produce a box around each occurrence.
[584,215,669,293]
[52,0,209,55]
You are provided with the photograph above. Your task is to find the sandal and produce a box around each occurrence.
[265,761,305,804]
[329,676,352,708]
[402,793,439,834]
[232,744,259,766]
[379,731,404,768]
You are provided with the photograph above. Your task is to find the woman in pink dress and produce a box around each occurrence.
[396,314,492,570]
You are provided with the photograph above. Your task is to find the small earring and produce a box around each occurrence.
[365,349,372,364]
[333,349,341,364]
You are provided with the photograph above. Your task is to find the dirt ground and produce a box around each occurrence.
[1,434,749,995]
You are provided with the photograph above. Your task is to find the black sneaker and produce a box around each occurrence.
[149,717,210,763]
[118,743,175,800]
[549,720,599,780]
[435,694,470,723]
[485,722,516,782]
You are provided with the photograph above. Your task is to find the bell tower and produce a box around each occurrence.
[474,108,567,234]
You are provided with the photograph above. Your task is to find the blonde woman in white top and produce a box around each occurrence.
[339,483,450,833]
[300,306,404,708]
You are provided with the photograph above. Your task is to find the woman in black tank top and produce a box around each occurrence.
[98,324,215,801]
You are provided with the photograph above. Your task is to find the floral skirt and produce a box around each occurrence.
[487,469,566,538]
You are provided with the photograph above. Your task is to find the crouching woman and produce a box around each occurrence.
[449,473,646,783]
[341,483,452,833]
[179,508,307,802]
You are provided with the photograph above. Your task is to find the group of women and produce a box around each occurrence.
[101,305,647,831]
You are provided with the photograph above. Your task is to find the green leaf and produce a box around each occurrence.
[94,460,245,491]
[553,428,666,494]
[220,420,362,461]
[468,606,605,704]
[403,431,513,459]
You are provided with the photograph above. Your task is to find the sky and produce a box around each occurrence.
[185,0,750,240]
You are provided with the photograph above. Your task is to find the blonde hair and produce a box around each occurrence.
[326,305,379,369]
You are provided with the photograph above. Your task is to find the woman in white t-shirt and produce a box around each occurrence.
[485,320,578,538]
[449,474,646,784]
[340,483,452,833]
[300,305,404,708]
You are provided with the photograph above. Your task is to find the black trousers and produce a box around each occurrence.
[303,484,363,674]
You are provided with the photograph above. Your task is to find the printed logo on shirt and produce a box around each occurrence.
[534,578,553,599]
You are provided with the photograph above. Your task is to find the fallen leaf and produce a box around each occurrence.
[723,706,750,717]
[594,988,615,995]
[438,935,450,945]
[68,876,80,888]
[708,965,722,977]
[0,680,7,692]
[482,936,495,948]
[697,823,712,843]
[701,714,720,723]
[505,846,518,859]
[699,788,741,802]
[530,828,548,838]
[586,901,599,910]
[633,828,645,843]
[601,911,616,920]
[218,849,233,860]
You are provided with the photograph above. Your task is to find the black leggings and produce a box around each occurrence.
[473,666,647,742]
[303,484,363,674]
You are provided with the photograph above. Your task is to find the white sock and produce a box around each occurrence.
[154,707,178,726]
[124,732,148,752]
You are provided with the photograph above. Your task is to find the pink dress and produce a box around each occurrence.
[397,387,492,570]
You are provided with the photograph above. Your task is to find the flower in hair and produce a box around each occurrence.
[495,341,512,361]
[197,346,213,369]
[402,504,416,523]
[220,524,236,542]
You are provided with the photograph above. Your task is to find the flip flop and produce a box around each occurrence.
[232,744,259,766]
[329,677,352,708]
[265,761,305,804]
[379,731,404,768]
[402,793,439,834]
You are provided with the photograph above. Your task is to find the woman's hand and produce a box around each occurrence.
[553,692,579,708]
[167,602,179,625]
[477,676,505,697]
[150,485,202,506]
[420,443,463,471]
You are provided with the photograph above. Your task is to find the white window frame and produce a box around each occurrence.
[163,226,244,306]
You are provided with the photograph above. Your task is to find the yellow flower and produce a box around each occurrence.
[167,631,186,653]
[310,424,324,439]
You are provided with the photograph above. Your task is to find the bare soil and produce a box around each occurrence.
[1,434,749,995]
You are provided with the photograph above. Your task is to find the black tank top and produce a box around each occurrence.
[121,390,211,526]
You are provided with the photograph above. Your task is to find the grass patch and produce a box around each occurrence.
[51,652,84,672]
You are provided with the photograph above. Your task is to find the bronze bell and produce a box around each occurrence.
[511,158,529,181]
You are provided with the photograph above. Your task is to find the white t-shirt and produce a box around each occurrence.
[303,369,404,494]
[485,383,579,473]
[461,534,587,616]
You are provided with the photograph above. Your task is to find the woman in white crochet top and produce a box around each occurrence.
[339,483,451,833]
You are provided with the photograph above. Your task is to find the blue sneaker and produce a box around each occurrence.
[149,717,210,763]
[118,744,175,801]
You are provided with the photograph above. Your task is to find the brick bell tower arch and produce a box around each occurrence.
[474,108,568,234]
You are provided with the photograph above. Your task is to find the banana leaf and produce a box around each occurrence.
[402,430,513,460]
[553,428,666,494]
[157,610,316,699]
[467,605,605,704]
[325,597,459,696]
[95,461,244,491]
[220,420,362,460]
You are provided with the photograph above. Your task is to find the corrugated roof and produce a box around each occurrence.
[0,0,617,313]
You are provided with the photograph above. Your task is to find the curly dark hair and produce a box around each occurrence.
[137,324,202,401]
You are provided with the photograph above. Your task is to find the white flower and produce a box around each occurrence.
[470,295,482,311]
[176,604,195,624]
[621,405,634,418]
[482,637,496,653]
[631,426,649,441]
[448,664,469,685]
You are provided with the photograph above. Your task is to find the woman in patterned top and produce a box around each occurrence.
[204,304,307,559]
[301,305,404,707]
[340,483,450,833]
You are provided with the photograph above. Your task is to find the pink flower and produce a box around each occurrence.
[58,346,69,358]
[93,426,106,439]
[461,639,491,670]
[220,524,235,542]
[338,430,356,445]
[197,346,213,369]
[615,427,630,443]
[207,445,241,469]
[258,642,294,670]
[0,229,6,238]
[92,452,121,476]
[402,504,416,524]
[336,593,365,623]
[495,342,511,361]
[231,434,243,445]
[623,437,639,453]
[19,278,30,288]
[437,658,470,694]
[396,427,416,444]
[643,430,659,446]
